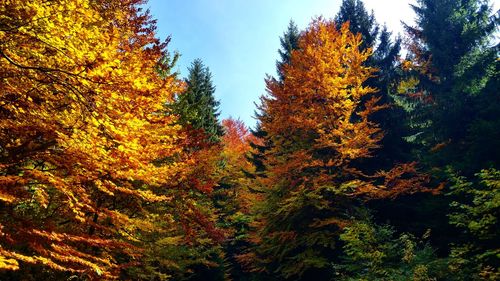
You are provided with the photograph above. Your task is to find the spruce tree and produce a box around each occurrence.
[276,20,301,81]
[398,1,499,278]
[173,59,223,144]
[335,0,407,169]
[334,0,378,51]
[248,20,301,176]
[402,0,499,174]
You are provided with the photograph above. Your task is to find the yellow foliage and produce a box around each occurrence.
[0,0,188,278]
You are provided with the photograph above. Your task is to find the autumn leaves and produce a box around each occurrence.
[2,0,491,280]
[0,0,185,278]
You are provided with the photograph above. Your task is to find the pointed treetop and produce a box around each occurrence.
[276,20,301,81]
[335,0,379,50]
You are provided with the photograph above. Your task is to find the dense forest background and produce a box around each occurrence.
[0,0,498,280]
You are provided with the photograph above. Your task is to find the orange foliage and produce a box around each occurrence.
[260,19,381,190]
[218,118,261,214]
[259,18,430,199]
[0,0,186,278]
[238,19,433,276]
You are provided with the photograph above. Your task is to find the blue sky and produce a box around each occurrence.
[146,0,417,128]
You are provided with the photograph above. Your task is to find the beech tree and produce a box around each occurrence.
[0,0,188,278]
[238,19,433,279]
[335,0,406,169]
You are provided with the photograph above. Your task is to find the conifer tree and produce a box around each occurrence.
[248,20,301,177]
[397,1,499,278]
[334,0,379,50]
[401,0,499,174]
[276,20,301,82]
[173,59,223,144]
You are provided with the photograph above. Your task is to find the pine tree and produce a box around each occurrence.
[173,59,223,144]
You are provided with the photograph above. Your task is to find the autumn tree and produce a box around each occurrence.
[0,0,191,279]
[238,19,432,279]
[335,0,407,169]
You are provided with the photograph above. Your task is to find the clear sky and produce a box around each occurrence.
[145,0,418,128]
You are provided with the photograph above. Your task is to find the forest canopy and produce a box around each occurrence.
[0,0,498,280]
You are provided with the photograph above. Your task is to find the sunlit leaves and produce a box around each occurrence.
[0,0,186,278]
[241,18,433,278]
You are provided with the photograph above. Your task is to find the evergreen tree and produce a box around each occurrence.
[335,0,407,169]
[396,1,499,279]
[247,20,301,177]
[334,0,379,51]
[276,20,301,81]
[174,59,223,144]
[401,0,499,174]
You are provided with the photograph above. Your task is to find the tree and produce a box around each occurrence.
[334,0,379,51]
[248,20,301,179]
[447,169,500,280]
[0,0,188,278]
[335,218,449,280]
[391,1,499,279]
[399,0,499,174]
[335,0,406,169]
[173,59,223,144]
[213,118,262,280]
[238,19,432,279]
[276,20,301,82]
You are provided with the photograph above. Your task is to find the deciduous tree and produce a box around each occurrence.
[0,0,187,278]
[238,19,432,279]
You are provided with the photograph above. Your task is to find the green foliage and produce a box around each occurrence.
[399,0,499,174]
[447,169,500,280]
[276,20,300,81]
[246,183,360,279]
[157,46,181,79]
[335,219,450,280]
[173,59,223,143]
